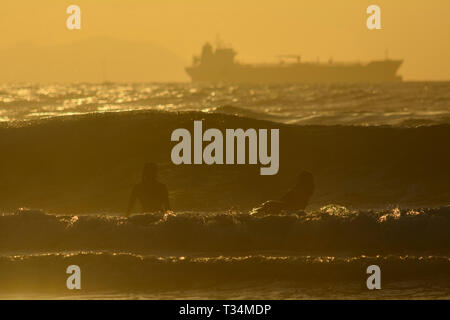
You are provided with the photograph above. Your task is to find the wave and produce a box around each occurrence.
[0,251,449,293]
[1,206,449,254]
[0,110,449,212]
[1,82,449,126]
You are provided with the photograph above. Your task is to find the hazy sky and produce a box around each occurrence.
[1,0,449,81]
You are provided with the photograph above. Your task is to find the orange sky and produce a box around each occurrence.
[0,0,449,81]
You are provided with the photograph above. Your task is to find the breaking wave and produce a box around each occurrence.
[1,206,449,255]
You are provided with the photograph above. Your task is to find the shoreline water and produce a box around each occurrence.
[0,251,448,299]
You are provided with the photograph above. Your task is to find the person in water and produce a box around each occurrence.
[126,163,170,216]
[251,171,315,215]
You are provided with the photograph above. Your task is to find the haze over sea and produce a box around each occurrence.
[0,82,449,299]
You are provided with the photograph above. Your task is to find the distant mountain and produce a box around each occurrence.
[0,37,188,82]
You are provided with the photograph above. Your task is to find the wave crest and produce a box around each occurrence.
[0,252,449,293]
[1,206,449,254]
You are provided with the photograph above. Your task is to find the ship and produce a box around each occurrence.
[186,43,403,83]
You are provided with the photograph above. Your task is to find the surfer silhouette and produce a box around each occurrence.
[126,163,170,216]
[251,171,315,215]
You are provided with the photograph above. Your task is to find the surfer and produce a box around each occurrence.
[251,171,314,215]
[125,163,170,216]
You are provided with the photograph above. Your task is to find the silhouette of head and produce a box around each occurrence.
[142,162,158,181]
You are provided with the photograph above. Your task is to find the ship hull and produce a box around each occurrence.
[186,60,403,83]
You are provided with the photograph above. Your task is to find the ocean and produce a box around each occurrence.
[1,82,449,126]
[0,82,449,299]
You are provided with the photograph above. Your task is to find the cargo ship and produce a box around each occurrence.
[186,43,403,83]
